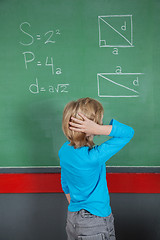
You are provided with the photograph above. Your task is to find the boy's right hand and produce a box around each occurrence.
[69,113,112,136]
[69,112,100,135]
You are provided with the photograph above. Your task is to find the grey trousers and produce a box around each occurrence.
[66,209,116,240]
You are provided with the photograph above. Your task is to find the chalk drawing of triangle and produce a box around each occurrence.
[99,17,132,46]
[98,74,139,96]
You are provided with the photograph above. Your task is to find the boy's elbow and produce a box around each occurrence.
[130,127,134,138]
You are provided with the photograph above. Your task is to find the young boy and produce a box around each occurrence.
[58,97,134,240]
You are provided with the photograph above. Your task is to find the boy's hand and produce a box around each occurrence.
[69,113,112,136]
[69,113,101,136]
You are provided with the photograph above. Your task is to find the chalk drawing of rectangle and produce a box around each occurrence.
[98,15,133,47]
[97,73,143,97]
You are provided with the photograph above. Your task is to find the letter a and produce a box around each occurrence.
[115,66,122,74]
[112,48,118,55]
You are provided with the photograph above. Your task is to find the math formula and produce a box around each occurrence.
[19,22,69,94]
[19,22,60,46]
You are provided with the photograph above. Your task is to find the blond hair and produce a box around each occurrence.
[62,97,104,149]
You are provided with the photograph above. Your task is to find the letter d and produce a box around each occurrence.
[121,21,126,31]
[133,77,139,86]
[29,78,39,94]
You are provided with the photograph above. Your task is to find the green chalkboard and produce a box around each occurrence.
[0,0,159,167]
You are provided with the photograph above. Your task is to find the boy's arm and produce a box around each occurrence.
[69,113,134,164]
[89,118,134,164]
[61,168,70,195]
[65,193,71,204]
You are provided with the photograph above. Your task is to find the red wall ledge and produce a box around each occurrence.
[0,173,160,194]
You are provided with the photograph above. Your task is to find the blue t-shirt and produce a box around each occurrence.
[58,119,134,217]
